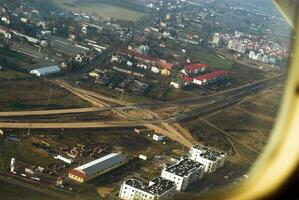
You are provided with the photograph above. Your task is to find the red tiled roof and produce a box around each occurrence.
[194,70,228,81]
[181,76,194,83]
[185,63,208,72]
[69,169,86,179]
[119,49,174,70]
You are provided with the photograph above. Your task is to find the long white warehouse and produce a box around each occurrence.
[30,65,61,76]
[68,153,127,183]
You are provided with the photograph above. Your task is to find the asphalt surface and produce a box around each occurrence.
[0,75,283,128]
[0,75,283,117]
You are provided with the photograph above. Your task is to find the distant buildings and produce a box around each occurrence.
[30,65,61,76]
[227,39,247,53]
[119,177,176,200]
[212,33,220,46]
[161,159,204,191]
[189,145,226,173]
[68,153,127,183]
[248,51,270,64]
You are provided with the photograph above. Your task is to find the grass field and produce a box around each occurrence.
[0,70,30,80]
[0,79,87,111]
[0,181,58,200]
[190,50,234,70]
[51,0,145,21]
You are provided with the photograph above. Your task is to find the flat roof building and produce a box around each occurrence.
[189,145,226,173]
[119,177,176,200]
[161,159,204,191]
[30,65,61,77]
[69,153,127,183]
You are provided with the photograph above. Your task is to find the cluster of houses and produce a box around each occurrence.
[116,47,174,77]
[170,63,228,89]
[119,144,226,200]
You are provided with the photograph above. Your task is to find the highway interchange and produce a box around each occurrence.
[0,75,283,148]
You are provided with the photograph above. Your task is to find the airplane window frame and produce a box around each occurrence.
[184,0,299,199]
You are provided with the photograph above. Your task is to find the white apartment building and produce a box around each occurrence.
[189,145,226,173]
[119,177,176,200]
[161,159,204,191]
[212,33,220,45]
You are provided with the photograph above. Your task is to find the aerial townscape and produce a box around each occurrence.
[0,0,291,199]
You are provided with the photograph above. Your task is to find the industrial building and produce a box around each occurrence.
[119,177,176,200]
[30,65,61,77]
[68,153,127,183]
[161,159,204,191]
[189,145,226,173]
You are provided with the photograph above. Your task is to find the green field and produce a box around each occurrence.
[51,0,145,22]
[190,50,234,70]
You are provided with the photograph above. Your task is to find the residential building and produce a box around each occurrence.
[212,33,220,45]
[68,153,127,183]
[262,55,269,63]
[227,40,234,50]
[189,145,226,173]
[119,177,176,200]
[161,159,204,191]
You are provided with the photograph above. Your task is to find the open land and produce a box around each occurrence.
[0,80,88,111]
[50,0,146,22]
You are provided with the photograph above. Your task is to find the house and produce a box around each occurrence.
[119,177,176,200]
[189,145,226,173]
[30,65,61,77]
[170,79,181,89]
[161,159,204,191]
[68,153,127,183]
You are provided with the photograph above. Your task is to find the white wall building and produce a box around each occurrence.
[212,33,220,45]
[248,51,270,64]
[189,145,226,173]
[119,177,176,200]
[161,159,204,191]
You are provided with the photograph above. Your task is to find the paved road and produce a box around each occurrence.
[0,75,281,129]
[0,75,283,117]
